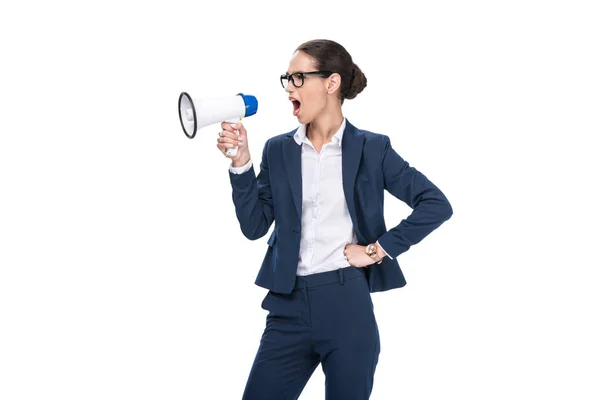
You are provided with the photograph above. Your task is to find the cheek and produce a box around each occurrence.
[303,92,326,114]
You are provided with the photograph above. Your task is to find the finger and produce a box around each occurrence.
[220,121,244,135]
[221,121,238,132]
[229,122,247,135]
[218,135,242,144]
[217,136,244,147]
[220,129,242,140]
[216,142,237,151]
[220,129,237,140]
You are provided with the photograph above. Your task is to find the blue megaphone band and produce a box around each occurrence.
[238,93,258,117]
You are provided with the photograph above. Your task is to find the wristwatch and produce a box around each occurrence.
[365,243,383,264]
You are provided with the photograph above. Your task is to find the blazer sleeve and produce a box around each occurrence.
[228,138,275,240]
[377,135,453,259]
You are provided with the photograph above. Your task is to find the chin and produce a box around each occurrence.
[297,113,312,125]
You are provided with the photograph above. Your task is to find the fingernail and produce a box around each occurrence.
[230,123,237,129]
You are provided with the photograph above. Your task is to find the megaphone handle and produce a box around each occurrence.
[224,117,242,157]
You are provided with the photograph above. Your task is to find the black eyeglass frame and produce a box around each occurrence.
[280,71,334,88]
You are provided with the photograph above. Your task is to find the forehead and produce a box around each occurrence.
[287,50,317,74]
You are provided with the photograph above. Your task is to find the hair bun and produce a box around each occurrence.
[346,64,367,100]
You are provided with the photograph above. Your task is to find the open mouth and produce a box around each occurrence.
[292,100,301,116]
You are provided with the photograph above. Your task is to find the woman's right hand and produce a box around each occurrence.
[217,121,251,167]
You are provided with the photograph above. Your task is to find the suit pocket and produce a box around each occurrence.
[260,291,302,323]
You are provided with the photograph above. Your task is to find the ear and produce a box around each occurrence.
[326,73,342,95]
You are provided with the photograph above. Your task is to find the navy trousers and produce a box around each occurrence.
[242,266,381,400]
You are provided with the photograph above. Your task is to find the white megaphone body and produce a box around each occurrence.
[178,92,258,157]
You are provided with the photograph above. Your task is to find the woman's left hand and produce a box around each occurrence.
[344,244,374,268]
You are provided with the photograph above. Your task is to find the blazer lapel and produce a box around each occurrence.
[341,120,366,241]
[283,132,302,220]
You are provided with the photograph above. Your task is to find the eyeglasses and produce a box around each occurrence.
[280,71,334,88]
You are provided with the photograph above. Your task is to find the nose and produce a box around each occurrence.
[285,81,295,94]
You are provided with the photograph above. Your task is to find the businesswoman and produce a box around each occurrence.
[216,39,453,400]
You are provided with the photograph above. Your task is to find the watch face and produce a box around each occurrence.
[366,244,376,255]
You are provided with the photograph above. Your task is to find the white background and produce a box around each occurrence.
[1,0,599,399]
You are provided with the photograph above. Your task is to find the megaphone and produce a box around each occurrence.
[178,92,258,157]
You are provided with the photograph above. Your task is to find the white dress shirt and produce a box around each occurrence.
[230,118,391,276]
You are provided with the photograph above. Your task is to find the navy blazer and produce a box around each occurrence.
[228,119,453,294]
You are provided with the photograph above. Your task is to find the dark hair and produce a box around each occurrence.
[295,39,367,104]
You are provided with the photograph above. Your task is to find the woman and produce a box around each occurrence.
[216,39,453,400]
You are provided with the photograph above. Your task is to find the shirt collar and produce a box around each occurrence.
[293,118,346,148]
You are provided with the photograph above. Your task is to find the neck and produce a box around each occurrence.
[307,107,344,144]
